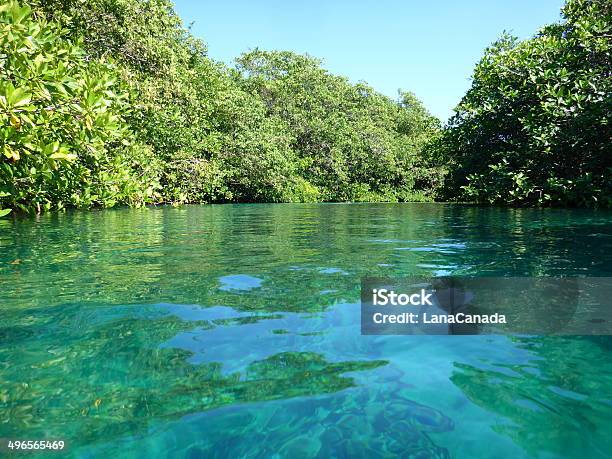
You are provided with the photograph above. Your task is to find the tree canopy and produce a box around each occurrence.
[438,0,611,207]
[235,49,440,202]
[1,0,441,214]
[0,2,157,216]
[1,0,609,215]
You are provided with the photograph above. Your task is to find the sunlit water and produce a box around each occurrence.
[1,203,611,458]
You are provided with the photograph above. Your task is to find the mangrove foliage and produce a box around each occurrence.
[0,0,609,214]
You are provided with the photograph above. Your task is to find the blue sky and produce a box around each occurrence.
[173,0,565,122]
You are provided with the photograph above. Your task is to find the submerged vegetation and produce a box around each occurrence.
[0,0,609,214]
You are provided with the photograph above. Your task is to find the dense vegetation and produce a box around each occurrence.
[0,0,439,215]
[437,0,611,207]
[0,0,609,215]
[0,1,157,216]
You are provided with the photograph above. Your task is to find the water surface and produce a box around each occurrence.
[1,203,611,458]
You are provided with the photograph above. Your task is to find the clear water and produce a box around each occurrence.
[1,203,611,458]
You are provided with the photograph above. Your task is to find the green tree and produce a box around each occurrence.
[0,1,158,214]
[439,0,611,207]
[236,50,440,202]
[30,0,312,204]
[4,0,441,213]
[30,0,232,204]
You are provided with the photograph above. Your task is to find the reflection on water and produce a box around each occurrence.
[0,302,387,444]
[218,275,263,292]
[1,203,611,458]
[451,336,612,458]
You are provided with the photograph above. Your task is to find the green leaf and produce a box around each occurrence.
[7,87,32,108]
[49,152,78,161]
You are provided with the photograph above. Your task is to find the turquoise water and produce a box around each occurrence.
[1,203,611,458]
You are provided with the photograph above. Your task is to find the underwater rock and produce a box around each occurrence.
[336,413,369,435]
[278,434,322,458]
[319,425,344,445]
[379,397,454,433]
